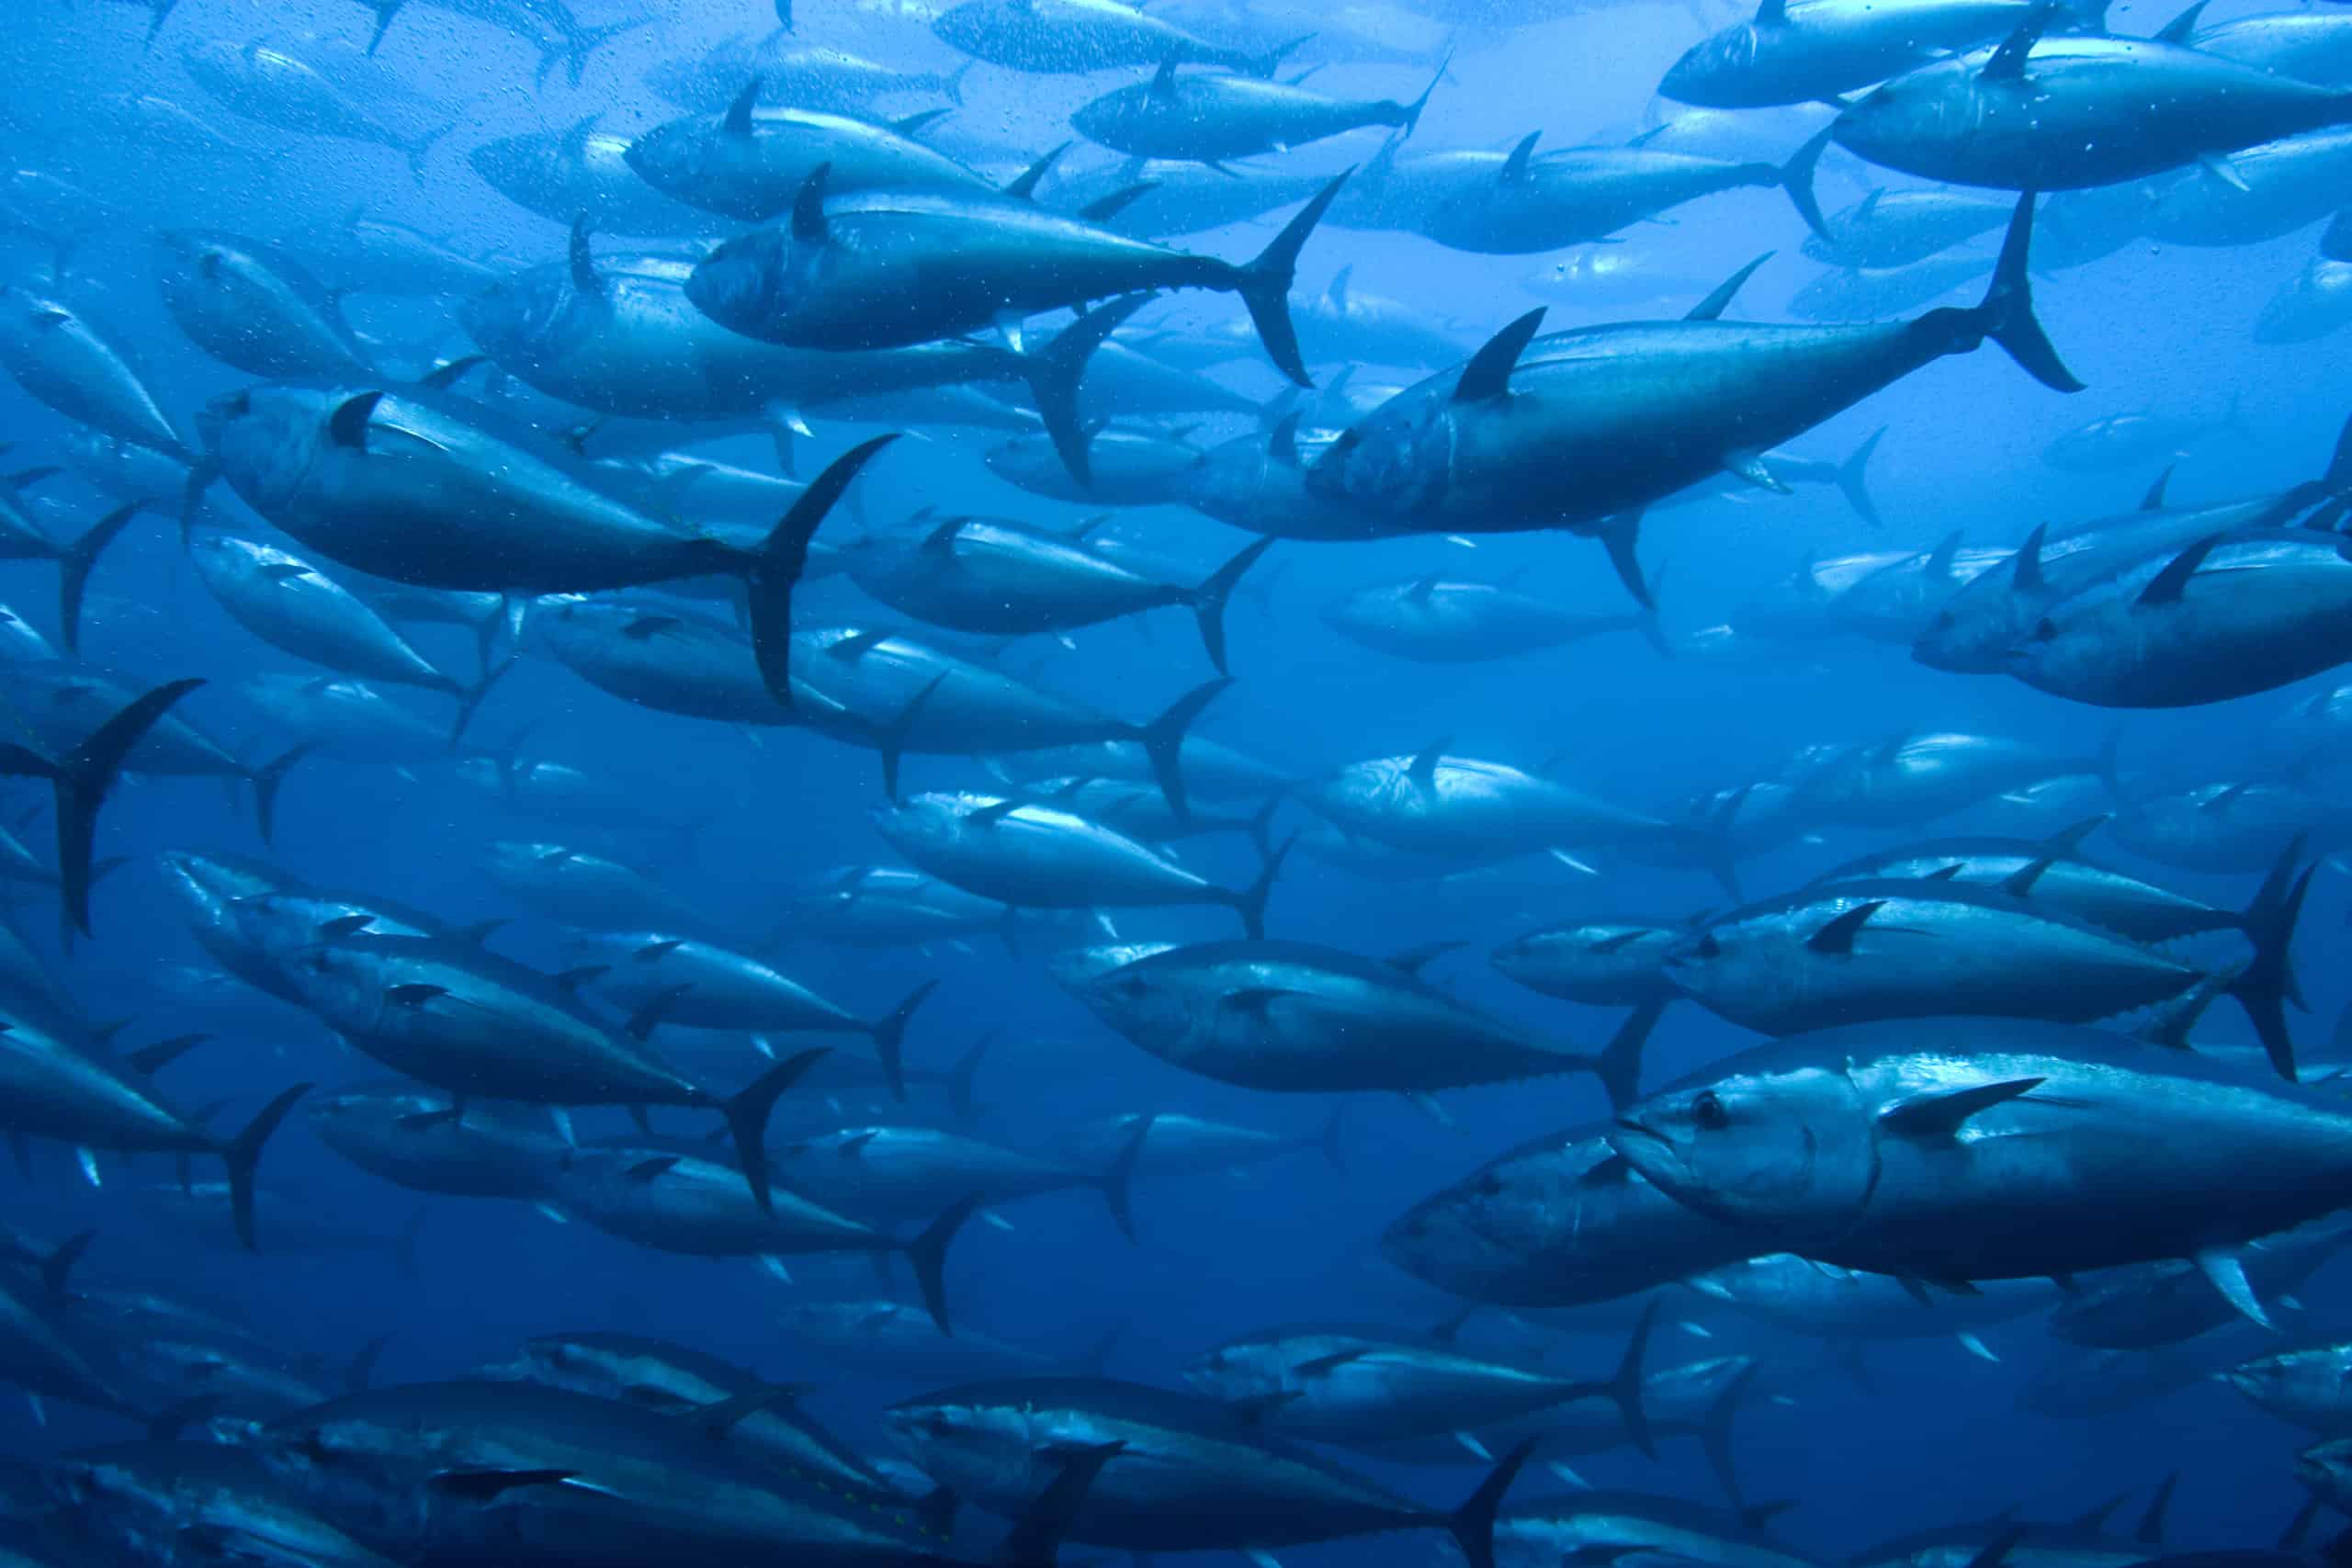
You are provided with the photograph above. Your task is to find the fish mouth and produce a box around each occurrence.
[1610,1116,1669,1151]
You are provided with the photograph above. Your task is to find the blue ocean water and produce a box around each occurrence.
[0,1,2349,1565]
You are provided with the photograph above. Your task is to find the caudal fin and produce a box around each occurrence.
[868,978,940,1101]
[406,123,452,184]
[1188,537,1276,675]
[1446,1438,1537,1568]
[2227,836,2312,1082]
[1099,1111,1153,1243]
[0,677,206,935]
[1234,171,1352,388]
[563,18,650,87]
[363,0,404,53]
[1227,830,1295,941]
[1594,998,1667,1112]
[1398,53,1449,138]
[1700,1359,1764,1510]
[721,1047,829,1213]
[1838,428,1886,527]
[250,741,316,844]
[1781,126,1833,241]
[58,502,141,656]
[747,434,899,708]
[221,1084,312,1251]
[1608,1299,1658,1458]
[1020,295,1148,491]
[448,654,517,750]
[1972,195,2084,392]
[904,1194,980,1336]
[1131,676,1233,821]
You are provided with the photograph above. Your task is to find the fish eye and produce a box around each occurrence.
[2031,618,2057,641]
[1116,977,1147,998]
[1470,1171,1504,1197]
[1693,932,1722,960]
[221,391,252,418]
[1692,1091,1731,1132]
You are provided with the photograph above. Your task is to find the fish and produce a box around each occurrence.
[468,238,1132,485]
[884,1375,1533,1565]
[1321,574,1665,662]
[686,166,1350,386]
[261,931,818,1212]
[931,0,1306,76]
[836,514,1272,671]
[628,86,1000,221]
[1308,195,2075,605]
[306,1085,571,1199]
[876,792,1285,935]
[469,117,731,237]
[1417,131,1823,255]
[153,231,372,380]
[358,0,648,88]
[1611,1017,2352,1296]
[1658,855,2309,1074]
[198,380,892,708]
[547,1145,977,1330]
[1057,939,1643,1101]
[1802,186,2018,267]
[1663,0,2100,108]
[1823,8,2352,193]
[567,931,936,1095]
[470,1331,911,1506]
[1070,57,1442,164]
[0,285,190,460]
[180,39,448,181]
[2257,257,2352,343]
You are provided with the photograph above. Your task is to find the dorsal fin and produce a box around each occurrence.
[1149,53,1180,99]
[560,112,602,160]
[1079,182,1159,223]
[2137,535,2225,606]
[568,214,603,299]
[1757,0,1788,23]
[892,106,953,138]
[2043,814,2110,853]
[2154,0,2208,43]
[791,163,831,243]
[2010,523,2046,593]
[724,76,762,135]
[1982,3,2058,80]
[1807,899,1884,954]
[1926,529,1962,579]
[1406,575,1437,602]
[328,391,383,452]
[1453,309,1545,403]
[1500,130,1540,183]
[1853,187,1883,223]
[1408,737,1450,788]
[1268,412,1301,464]
[1998,855,2056,897]
[1687,254,1772,321]
[1003,141,1070,201]
[2140,466,2174,511]
[1326,265,1352,306]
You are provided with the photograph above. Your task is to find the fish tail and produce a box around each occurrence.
[1970,194,2084,392]
[1234,172,1352,387]
[744,434,899,708]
